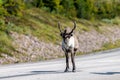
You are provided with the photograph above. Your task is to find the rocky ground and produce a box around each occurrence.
[0,25,120,64]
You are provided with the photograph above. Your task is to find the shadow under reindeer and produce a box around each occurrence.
[91,72,120,75]
[0,70,77,79]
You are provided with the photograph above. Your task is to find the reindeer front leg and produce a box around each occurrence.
[64,52,69,72]
[71,50,76,72]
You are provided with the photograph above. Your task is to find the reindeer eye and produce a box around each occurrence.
[68,35,71,38]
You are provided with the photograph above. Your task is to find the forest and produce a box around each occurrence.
[0,0,120,20]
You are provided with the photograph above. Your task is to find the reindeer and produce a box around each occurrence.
[58,21,78,72]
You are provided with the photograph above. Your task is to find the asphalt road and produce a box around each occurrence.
[0,49,120,80]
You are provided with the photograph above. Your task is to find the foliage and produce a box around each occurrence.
[0,0,120,19]
[1,0,25,17]
[60,0,76,17]
[74,0,120,19]
[0,31,14,57]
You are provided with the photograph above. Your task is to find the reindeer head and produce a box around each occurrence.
[58,21,76,44]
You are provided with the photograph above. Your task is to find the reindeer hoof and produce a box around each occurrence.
[64,69,69,72]
[72,69,76,72]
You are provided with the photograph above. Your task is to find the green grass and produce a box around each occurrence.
[101,40,120,50]
[92,40,120,53]
[0,31,15,57]
[102,17,120,25]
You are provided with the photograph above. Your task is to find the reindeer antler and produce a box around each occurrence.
[69,21,76,34]
[58,22,62,33]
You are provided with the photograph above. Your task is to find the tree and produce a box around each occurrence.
[60,0,77,17]
[0,0,8,17]
[36,0,43,8]
[2,0,25,16]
